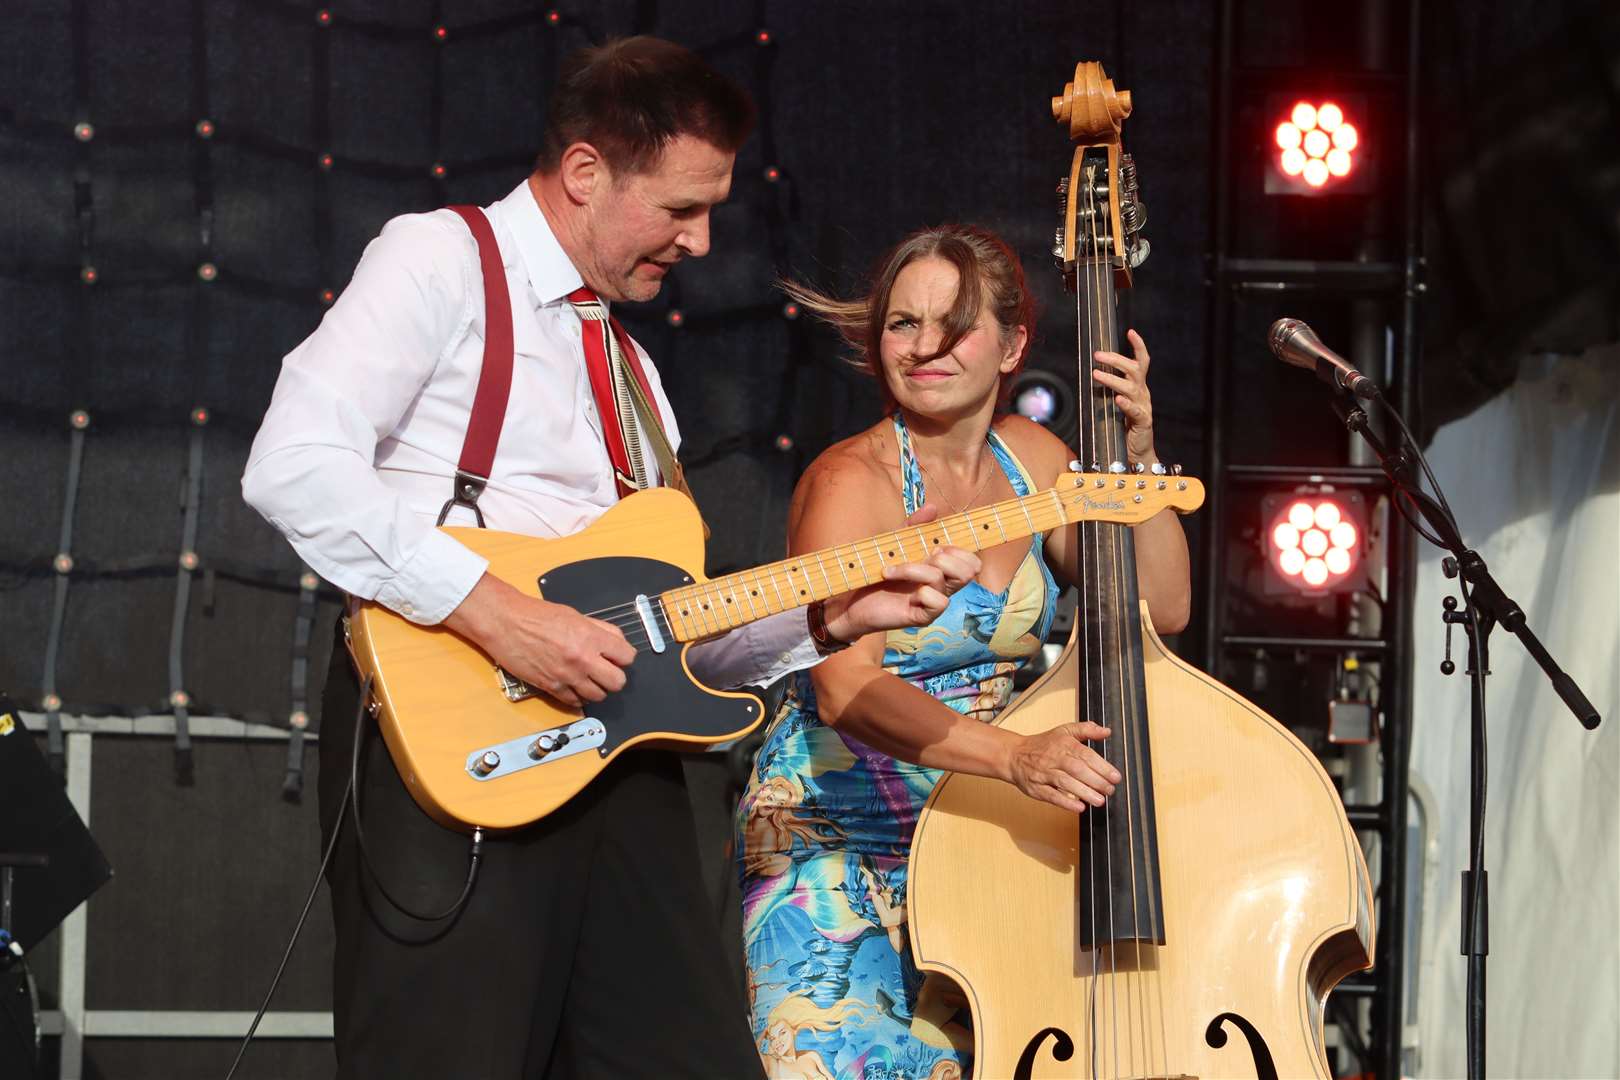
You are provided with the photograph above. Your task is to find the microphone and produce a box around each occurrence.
[1268,318,1382,400]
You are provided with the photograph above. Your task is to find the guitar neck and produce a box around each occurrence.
[659,483,1082,644]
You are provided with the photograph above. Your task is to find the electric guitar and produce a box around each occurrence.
[345,471,1203,831]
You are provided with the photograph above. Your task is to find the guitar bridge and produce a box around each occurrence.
[495,666,538,703]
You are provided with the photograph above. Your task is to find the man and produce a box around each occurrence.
[242,36,978,1079]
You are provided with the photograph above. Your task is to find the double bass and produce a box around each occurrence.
[906,63,1374,1080]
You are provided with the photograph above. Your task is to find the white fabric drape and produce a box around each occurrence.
[1409,347,1619,1078]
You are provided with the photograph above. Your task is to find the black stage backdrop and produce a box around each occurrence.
[0,6,1215,1075]
[1,2,1614,1077]
[2,1,1214,732]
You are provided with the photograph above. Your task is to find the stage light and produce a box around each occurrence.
[1261,488,1368,596]
[1007,370,1075,433]
[1265,96,1369,196]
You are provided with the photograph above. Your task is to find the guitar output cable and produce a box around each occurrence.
[224,674,485,1080]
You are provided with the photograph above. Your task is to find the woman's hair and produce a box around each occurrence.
[782,224,1036,408]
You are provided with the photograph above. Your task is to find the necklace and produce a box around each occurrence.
[917,442,994,515]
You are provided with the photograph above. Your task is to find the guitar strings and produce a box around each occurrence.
[561,482,1090,637]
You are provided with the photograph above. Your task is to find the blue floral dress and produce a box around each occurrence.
[735,416,1059,1080]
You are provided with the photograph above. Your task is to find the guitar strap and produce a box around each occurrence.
[620,354,710,540]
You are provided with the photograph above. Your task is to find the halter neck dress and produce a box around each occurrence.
[735,415,1060,1080]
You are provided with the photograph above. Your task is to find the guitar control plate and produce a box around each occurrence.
[466,718,606,782]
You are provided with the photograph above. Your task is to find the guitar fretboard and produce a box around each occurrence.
[658,474,1192,643]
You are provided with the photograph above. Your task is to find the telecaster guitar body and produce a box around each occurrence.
[347,477,1203,833]
[346,489,760,832]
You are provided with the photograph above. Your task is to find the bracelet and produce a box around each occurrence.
[806,599,850,656]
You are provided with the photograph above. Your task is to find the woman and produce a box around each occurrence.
[735,224,1191,1080]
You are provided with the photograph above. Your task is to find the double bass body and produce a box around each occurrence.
[907,609,1375,1079]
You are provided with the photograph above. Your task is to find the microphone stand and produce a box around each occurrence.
[1328,392,1601,1080]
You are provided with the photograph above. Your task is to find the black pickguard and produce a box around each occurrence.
[537,556,762,755]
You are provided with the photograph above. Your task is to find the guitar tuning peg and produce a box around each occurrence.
[1067,459,1084,473]
[1170,463,1183,476]
[1150,462,1168,475]
[1131,462,1147,474]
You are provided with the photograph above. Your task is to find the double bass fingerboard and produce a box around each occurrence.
[1072,148,1166,949]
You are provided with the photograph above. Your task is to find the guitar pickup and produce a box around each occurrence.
[495,666,538,703]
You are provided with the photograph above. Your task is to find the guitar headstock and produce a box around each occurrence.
[1051,62,1149,289]
[1056,467,1204,524]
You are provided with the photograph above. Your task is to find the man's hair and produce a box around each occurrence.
[535,36,755,176]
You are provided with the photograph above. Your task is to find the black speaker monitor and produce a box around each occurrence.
[0,695,113,954]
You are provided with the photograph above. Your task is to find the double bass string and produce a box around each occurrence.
[1076,161,1103,1078]
[1080,161,1125,1079]
[1100,159,1148,1080]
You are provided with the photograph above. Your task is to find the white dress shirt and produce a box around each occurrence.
[243,181,820,687]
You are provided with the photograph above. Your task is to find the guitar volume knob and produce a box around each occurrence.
[472,751,500,777]
[529,731,571,760]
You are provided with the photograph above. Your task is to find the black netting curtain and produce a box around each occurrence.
[0,1,1216,793]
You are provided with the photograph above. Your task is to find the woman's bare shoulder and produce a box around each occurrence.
[788,422,902,540]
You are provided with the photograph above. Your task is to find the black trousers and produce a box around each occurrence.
[318,626,764,1079]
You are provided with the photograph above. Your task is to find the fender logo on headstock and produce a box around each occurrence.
[1081,493,1128,512]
